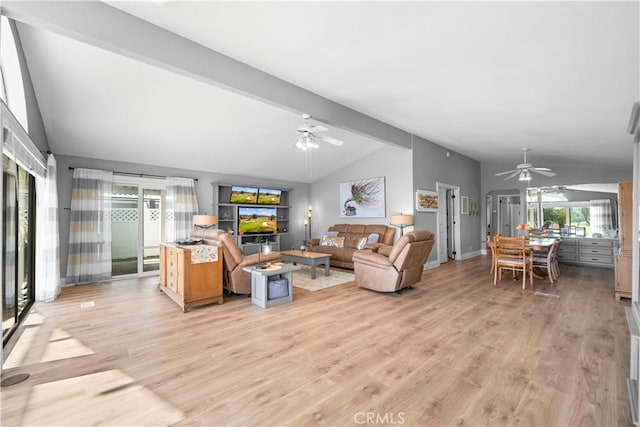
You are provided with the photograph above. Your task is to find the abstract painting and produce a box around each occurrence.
[339,176,386,218]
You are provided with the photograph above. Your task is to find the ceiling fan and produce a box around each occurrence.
[495,148,556,181]
[293,114,344,151]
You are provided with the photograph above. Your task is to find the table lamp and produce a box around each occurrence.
[258,240,272,267]
[390,213,414,236]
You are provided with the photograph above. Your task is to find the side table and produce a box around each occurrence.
[243,263,300,308]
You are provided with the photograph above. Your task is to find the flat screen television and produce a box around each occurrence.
[238,207,277,234]
[230,186,258,204]
[257,188,282,205]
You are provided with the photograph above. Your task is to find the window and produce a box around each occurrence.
[0,16,28,131]
[527,187,591,235]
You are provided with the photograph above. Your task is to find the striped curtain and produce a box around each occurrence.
[166,177,198,242]
[590,199,613,236]
[66,168,113,284]
[35,154,61,300]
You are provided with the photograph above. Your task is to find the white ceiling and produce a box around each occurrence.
[13,1,640,183]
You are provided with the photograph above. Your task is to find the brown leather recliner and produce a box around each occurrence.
[352,230,435,293]
[191,229,281,295]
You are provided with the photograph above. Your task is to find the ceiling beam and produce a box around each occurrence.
[2,1,412,149]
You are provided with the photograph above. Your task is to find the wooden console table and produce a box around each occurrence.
[159,243,223,312]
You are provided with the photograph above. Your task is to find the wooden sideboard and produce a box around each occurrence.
[159,243,223,312]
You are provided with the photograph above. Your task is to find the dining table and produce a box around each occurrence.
[486,237,558,279]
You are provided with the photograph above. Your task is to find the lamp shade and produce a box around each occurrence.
[193,215,217,228]
[390,214,414,226]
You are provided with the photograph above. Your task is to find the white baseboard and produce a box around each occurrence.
[460,250,482,260]
[424,259,440,270]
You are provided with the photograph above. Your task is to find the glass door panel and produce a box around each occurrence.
[3,153,35,341]
[3,163,17,335]
[17,166,34,316]
[112,184,139,276]
[142,188,163,273]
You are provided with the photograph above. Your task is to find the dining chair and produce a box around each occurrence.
[494,236,533,289]
[532,239,560,283]
[487,235,496,274]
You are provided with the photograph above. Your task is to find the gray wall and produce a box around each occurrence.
[309,145,413,244]
[56,154,310,278]
[412,137,482,263]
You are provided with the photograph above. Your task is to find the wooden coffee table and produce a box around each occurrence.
[280,250,331,279]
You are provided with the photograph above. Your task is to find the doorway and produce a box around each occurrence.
[436,182,461,263]
[112,177,165,277]
[497,195,521,237]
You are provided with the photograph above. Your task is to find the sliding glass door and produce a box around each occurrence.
[112,178,165,277]
[2,153,35,342]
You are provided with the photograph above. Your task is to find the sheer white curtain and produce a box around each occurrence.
[590,199,613,236]
[166,177,198,242]
[66,168,113,284]
[35,154,60,301]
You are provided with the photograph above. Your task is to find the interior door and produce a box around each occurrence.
[447,189,456,259]
[438,186,448,262]
[510,202,521,234]
[499,196,512,237]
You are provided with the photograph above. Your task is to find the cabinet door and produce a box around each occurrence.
[184,248,222,301]
[619,181,633,253]
[615,254,632,293]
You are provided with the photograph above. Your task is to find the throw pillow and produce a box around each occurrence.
[325,230,339,237]
[320,235,345,248]
[356,237,368,250]
[366,233,379,244]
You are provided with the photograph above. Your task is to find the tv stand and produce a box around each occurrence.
[214,183,293,255]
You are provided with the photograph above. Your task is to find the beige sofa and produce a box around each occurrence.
[307,224,396,269]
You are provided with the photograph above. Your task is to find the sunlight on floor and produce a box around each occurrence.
[40,328,94,363]
[3,326,40,369]
[22,370,184,426]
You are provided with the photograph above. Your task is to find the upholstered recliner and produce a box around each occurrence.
[352,230,435,293]
[191,229,281,295]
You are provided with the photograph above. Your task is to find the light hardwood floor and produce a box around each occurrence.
[1,256,632,426]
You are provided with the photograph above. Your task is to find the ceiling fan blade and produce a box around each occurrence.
[530,168,556,177]
[318,135,344,146]
[311,125,328,133]
[503,170,521,180]
[495,169,518,176]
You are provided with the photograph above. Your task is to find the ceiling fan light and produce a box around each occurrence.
[519,170,532,181]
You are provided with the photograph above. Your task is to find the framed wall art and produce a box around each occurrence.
[416,189,438,212]
[461,196,469,215]
[339,176,386,218]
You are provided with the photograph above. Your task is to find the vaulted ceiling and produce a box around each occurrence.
[6,1,639,183]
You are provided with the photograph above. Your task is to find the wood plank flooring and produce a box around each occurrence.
[1,256,632,426]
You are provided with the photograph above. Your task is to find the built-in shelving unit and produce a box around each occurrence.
[214,183,293,255]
